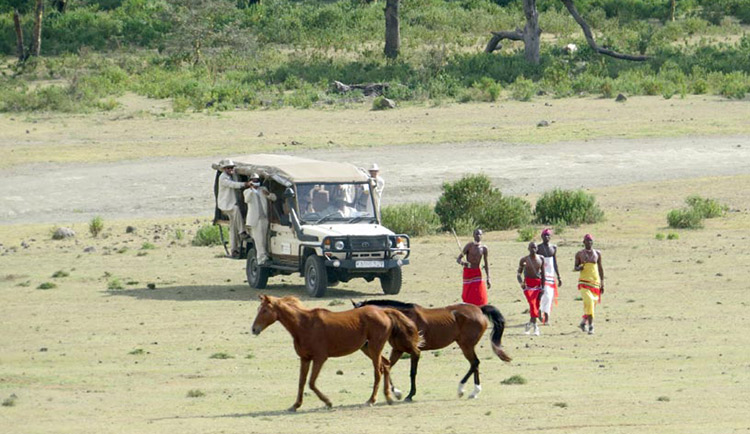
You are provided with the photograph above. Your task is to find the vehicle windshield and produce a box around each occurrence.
[296,182,377,224]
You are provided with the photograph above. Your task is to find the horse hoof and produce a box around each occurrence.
[457,391,464,398]
[405,396,414,402]
[363,401,375,407]
[386,398,394,405]
[287,406,298,412]
[325,402,333,409]
[392,389,403,400]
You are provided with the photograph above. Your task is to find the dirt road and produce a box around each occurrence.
[1,135,747,224]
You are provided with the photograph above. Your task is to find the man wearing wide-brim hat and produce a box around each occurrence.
[368,163,384,216]
[217,159,249,258]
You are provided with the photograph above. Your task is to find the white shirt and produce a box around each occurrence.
[244,186,277,226]
[218,172,245,212]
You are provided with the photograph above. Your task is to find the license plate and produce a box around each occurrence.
[355,260,384,268]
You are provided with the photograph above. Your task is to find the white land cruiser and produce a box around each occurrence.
[212,155,410,297]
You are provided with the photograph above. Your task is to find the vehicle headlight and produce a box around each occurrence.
[334,240,345,250]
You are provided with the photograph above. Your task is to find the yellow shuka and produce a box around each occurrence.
[578,262,601,318]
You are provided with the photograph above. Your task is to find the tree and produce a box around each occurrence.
[9,0,44,62]
[485,0,648,63]
[384,0,400,59]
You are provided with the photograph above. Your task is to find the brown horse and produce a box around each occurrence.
[354,299,512,401]
[251,295,421,411]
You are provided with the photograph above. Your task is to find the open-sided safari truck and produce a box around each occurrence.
[212,155,410,297]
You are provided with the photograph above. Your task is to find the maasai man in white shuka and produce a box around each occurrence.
[537,228,561,325]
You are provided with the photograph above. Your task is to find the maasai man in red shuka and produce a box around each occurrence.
[518,241,545,336]
[456,228,490,306]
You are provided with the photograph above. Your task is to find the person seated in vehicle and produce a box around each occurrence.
[310,185,329,212]
[243,173,276,264]
[323,197,358,218]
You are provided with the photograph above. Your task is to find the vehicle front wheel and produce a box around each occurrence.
[304,255,328,297]
[380,267,402,295]
[246,248,269,289]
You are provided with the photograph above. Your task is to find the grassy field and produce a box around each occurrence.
[1,94,750,168]
[1,174,749,433]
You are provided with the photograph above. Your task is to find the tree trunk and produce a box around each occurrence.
[13,9,25,62]
[384,0,400,59]
[522,0,541,64]
[30,0,43,57]
[561,0,649,61]
[670,0,676,21]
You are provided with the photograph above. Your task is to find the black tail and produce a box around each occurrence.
[480,304,512,362]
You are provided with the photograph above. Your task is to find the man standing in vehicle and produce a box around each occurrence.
[217,159,249,258]
[368,163,385,215]
[244,173,276,264]
[456,228,490,306]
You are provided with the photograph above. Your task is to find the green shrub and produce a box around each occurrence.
[37,282,57,290]
[517,227,535,242]
[141,242,156,250]
[655,232,666,240]
[52,270,70,278]
[685,195,727,219]
[667,232,680,240]
[89,216,104,237]
[435,174,531,232]
[534,189,604,226]
[381,203,441,237]
[509,76,536,101]
[209,352,233,359]
[186,389,205,398]
[107,278,124,290]
[501,375,527,385]
[667,208,703,229]
[191,225,228,247]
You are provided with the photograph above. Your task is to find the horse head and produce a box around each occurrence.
[252,294,279,335]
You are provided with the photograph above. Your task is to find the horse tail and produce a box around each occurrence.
[480,304,512,362]
[383,309,422,356]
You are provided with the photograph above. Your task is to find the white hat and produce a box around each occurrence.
[219,159,235,169]
[249,173,260,180]
[369,163,380,172]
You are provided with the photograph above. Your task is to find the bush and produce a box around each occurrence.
[685,195,727,218]
[381,203,441,237]
[517,227,535,242]
[37,282,57,290]
[667,232,679,240]
[509,76,536,101]
[534,189,604,226]
[434,174,531,232]
[89,216,104,237]
[191,224,228,246]
[107,278,124,290]
[667,208,703,229]
[655,232,665,240]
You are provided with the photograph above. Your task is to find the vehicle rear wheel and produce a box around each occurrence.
[246,248,269,289]
[304,255,328,297]
[380,266,402,295]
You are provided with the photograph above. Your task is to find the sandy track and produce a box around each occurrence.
[0,135,747,224]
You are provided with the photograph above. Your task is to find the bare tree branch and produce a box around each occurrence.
[13,9,25,62]
[484,29,523,53]
[561,0,649,61]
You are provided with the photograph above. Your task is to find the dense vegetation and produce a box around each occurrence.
[1,0,749,112]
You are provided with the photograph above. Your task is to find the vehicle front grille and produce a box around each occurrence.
[349,237,388,251]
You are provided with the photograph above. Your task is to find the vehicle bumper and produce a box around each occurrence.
[324,258,408,271]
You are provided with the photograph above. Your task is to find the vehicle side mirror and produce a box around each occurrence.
[283,188,295,199]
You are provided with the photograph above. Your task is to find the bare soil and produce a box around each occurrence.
[0,135,747,224]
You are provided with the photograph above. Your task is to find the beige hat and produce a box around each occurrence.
[249,173,260,180]
[369,163,380,172]
[219,159,235,169]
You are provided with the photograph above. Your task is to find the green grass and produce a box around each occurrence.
[192,225,228,247]
[501,375,528,385]
[381,203,441,237]
[37,282,57,290]
[51,270,69,278]
[186,389,205,398]
[107,278,124,290]
[209,352,233,359]
[141,242,156,250]
[667,208,704,229]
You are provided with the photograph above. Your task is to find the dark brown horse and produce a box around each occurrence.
[251,295,421,411]
[354,299,512,401]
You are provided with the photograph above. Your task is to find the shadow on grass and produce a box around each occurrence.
[151,398,430,422]
[105,283,374,302]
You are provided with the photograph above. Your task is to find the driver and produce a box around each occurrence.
[324,198,357,218]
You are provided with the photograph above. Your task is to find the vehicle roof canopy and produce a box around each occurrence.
[212,154,370,186]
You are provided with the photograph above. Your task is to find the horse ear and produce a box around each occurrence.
[350,299,356,308]
[259,294,269,303]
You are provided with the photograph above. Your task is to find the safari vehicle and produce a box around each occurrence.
[212,155,410,297]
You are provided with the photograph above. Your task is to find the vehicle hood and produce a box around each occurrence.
[301,223,395,238]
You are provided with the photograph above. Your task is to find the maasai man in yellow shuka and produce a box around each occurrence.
[574,234,605,334]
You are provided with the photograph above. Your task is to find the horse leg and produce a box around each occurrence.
[405,351,420,402]
[308,358,332,409]
[366,338,390,406]
[290,358,311,411]
[457,346,480,399]
[388,350,403,400]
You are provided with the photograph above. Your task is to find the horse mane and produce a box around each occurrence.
[279,296,307,310]
[359,299,417,309]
